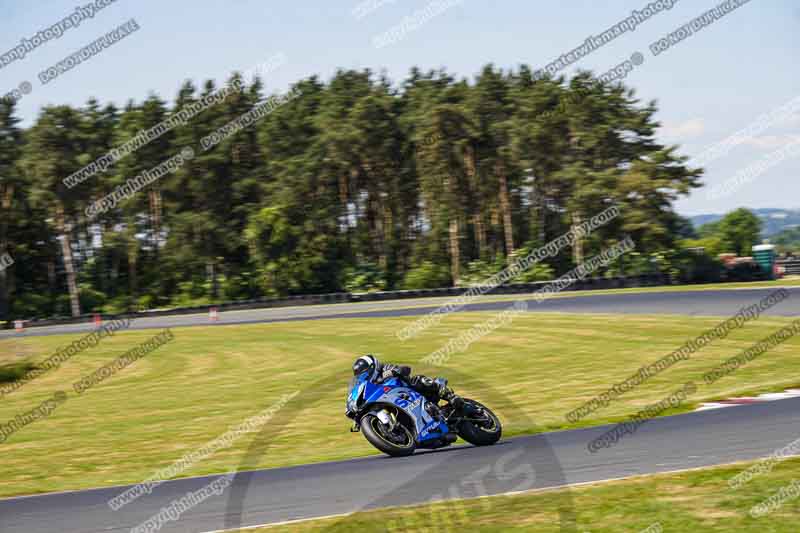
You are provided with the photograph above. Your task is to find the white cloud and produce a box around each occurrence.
[660,118,706,140]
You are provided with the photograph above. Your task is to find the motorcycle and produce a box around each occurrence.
[345,372,502,457]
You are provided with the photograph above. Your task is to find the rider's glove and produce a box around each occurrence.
[381,364,398,380]
[381,364,410,380]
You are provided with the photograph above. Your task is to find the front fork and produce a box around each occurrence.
[351,407,399,433]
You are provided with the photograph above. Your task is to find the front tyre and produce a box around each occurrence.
[361,413,416,457]
[456,399,502,446]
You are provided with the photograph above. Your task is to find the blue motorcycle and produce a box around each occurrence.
[345,372,502,456]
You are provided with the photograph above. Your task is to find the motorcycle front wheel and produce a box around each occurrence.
[361,412,416,457]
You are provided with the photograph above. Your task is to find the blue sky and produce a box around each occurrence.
[1,0,798,215]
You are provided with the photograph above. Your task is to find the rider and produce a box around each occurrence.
[351,354,463,408]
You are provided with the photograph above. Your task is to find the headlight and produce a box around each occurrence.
[346,382,366,414]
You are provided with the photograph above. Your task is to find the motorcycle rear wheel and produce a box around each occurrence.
[456,398,502,446]
[361,413,416,457]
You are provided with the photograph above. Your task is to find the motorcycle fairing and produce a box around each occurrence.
[360,377,449,443]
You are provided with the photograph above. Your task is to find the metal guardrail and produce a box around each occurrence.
[6,273,672,329]
[777,260,800,275]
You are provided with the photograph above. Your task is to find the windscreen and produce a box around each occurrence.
[347,372,368,400]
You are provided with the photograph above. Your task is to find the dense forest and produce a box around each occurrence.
[0,65,704,320]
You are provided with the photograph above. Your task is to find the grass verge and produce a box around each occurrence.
[0,309,798,498]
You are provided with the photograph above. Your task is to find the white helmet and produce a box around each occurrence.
[352,354,379,377]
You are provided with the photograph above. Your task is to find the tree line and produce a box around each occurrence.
[0,64,703,319]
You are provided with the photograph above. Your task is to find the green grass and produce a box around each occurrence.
[0,310,798,498]
[257,458,800,532]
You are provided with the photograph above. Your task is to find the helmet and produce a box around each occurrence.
[353,354,378,377]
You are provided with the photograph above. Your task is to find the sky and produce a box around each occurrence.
[1,0,798,216]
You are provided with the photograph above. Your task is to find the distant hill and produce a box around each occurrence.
[690,208,800,237]
[772,226,800,252]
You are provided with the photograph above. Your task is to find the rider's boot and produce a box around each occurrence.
[411,375,464,410]
[439,385,464,409]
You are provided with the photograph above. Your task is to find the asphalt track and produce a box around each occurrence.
[1,397,799,532]
[2,286,799,339]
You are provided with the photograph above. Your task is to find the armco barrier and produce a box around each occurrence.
[8,274,671,330]
[777,260,800,275]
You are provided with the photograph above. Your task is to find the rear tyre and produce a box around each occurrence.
[361,413,416,457]
[456,398,502,446]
